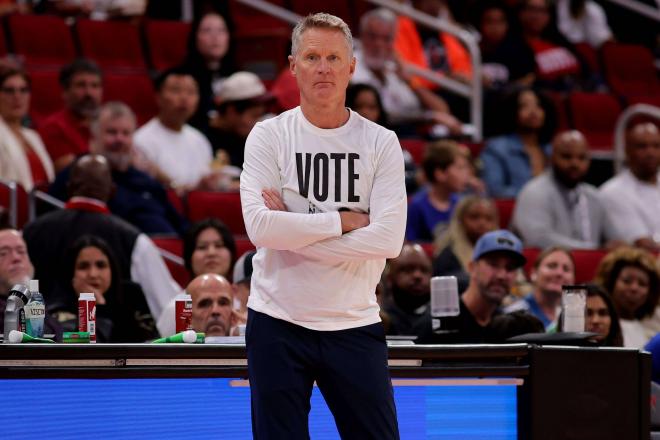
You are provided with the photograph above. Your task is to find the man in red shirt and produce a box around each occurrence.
[38,59,103,172]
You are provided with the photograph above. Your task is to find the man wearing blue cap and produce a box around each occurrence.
[431,229,527,343]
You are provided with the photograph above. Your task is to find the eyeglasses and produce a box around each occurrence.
[0,87,30,95]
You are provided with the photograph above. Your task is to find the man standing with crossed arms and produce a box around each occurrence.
[240,12,406,439]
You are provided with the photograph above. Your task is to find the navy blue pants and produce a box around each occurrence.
[246,309,400,440]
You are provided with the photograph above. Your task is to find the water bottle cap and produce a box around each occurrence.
[79,292,95,300]
[29,279,39,292]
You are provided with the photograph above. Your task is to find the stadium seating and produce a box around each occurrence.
[493,198,515,229]
[400,138,426,166]
[28,70,63,127]
[143,19,191,71]
[602,43,660,100]
[75,19,146,72]
[186,191,246,235]
[568,92,622,152]
[7,14,76,68]
[102,72,157,125]
[0,181,29,229]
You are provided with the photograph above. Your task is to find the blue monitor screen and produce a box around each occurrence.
[0,378,517,439]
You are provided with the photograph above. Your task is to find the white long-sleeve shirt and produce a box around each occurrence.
[240,107,407,331]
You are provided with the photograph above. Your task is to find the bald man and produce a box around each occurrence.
[188,274,235,337]
[23,154,180,325]
[512,130,621,249]
[600,122,660,251]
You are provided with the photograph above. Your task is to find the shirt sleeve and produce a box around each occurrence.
[131,234,182,322]
[291,131,407,263]
[481,142,519,198]
[240,122,343,250]
[599,185,648,242]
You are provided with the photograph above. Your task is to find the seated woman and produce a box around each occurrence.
[432,195,499,293]
[183,218,236,280]
[181,10,236,135]
[50,235,159,342]
[594,246,660,348]
[480,86,555,197]
[505,246,575,329]
[0,63,54,190]
[583,284,623,346]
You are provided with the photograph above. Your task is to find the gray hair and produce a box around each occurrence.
[291,13,353,57]
[91,101,137,136]
[359,8,397,34]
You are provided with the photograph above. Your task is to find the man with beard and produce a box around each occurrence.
[427,229,527,343]
[49,102,186,235]
[600,122,660,252]
[352,8,461,133]
[39,59,103,172]
[188,273,236,337]
[512,130,621,249]
[383,243,433,337]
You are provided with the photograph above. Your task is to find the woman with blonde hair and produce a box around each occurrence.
[594,246,660,348]
[432,195,499,292]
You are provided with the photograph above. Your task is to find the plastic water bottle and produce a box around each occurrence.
[3,284,31,343]
[24,280,45,338]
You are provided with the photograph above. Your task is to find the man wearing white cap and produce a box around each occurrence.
[209,71,272,169]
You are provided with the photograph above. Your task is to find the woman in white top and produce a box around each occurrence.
[594,246,660,348]
[0,64,54,190]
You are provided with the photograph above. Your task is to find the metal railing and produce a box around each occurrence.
[602,0,660,22]
[0,180,18,228]
[234,0,483,141]
[613,103,660,173]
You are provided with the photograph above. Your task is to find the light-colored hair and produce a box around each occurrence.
[433,196,498,270]
[291,13,353,57]
[359,8,397,34]
[91,101,136,136]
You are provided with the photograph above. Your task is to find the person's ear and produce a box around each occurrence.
[288,55,296,76]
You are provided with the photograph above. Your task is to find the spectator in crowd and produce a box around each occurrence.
[183,218,236,280]
[512,130,621,249]
[134,67,214,192]
[49,102,187,236]
[232,249,255,325]
[44,0,146,20]
[516,0,583,90]
[406,140,472,242]
[22,154,180,325]
[181,9,236,135]
[346,83,388,127]
[505,246,575,329]
[480,86,554,197]
[432,195,499,293]
[38,59,103,172]
[426,229,528,343]
[479,0,536,91]
[188,273,235,337]
[352,8,462,134]
[394,0,472,89]
[487,310,545,341]
[594,246,660,348]
[383,243,432,337]
[0,63,54,191]
[556,0,613,49]
[600,122,660,252]
[0,228,61,338]
[49,235,158,342]
[582,284,623,346]
[208,71,272,170]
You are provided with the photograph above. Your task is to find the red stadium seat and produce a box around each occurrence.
[186,191,246,235]
[8,14,76,68]
[234,30,290,83]
[568,92,621,151]
[229,0,289,35]
[151,236,190,287]
[28,70,63,128]
[571,249,608,283]
[75,19,146,71]
[290,0,354,30]
[400,138,426,166]
[103,72,157,125]
[0,22,7,57]
[143,19,191,71]
[419,242,434,259]
[574,43,600,75]
[493,198,515,229]
[522,248,541,278]
[545,91,570,132]
[602,43,660,100]
[166,189,185,217]
[0,181,29,229]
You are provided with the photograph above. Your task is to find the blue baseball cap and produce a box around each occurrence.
[473,230,526,268]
